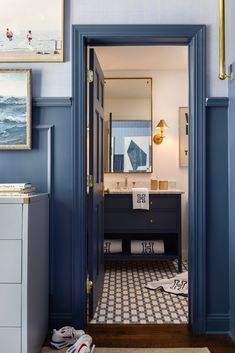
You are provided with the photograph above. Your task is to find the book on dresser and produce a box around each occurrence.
[0,183,36,195]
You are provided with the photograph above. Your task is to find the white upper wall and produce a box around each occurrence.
[0,0,233,97]
[228,0,235,67]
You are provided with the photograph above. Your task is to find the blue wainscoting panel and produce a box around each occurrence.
[0,97,74,328]
[206,98,229,333]
[0,96,230,332]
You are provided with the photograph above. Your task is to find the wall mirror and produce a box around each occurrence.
[104,78,152,173]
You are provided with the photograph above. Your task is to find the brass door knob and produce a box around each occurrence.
[87,279,93,294]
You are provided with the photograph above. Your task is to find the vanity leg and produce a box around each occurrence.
[178,258,182,273]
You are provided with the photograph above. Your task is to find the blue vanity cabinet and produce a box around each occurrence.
[104,193,182,272]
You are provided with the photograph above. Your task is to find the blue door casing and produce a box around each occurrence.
[72,24,206,333]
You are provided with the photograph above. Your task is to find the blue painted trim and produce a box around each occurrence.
[206,314,230,333]
[32,125,54,194]
[72,24,206,333]
[188,26,207,334]
[32,124,56,314]
[72,25,88,328]
[32,97,72,107]
[230,332,235,343]
[206,97,229,107]
[49,313,73,328]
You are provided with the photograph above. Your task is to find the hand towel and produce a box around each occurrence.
[132,188,149,210]
[146,271,188,296]
[104,239,122,254]
[131,240,164,254]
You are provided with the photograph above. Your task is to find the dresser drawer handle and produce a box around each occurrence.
[150,201,153,205]
[150,219,154,224]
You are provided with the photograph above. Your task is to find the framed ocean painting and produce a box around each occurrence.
[0,69,32,150]
[0,0,64,62]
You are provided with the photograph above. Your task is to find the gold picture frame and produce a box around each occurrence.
[0,69,32,150]
[0,0,64,63]
[179,106,189,167]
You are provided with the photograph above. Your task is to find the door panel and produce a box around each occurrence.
[88,48,104,319]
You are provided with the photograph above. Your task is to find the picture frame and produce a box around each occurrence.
[0,0,64,62]
[0,69,32,150]
[179,106,189,167]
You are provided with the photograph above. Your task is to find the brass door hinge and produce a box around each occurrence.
[87,70,94,83]
[87,175,94,188]
[87,278,93,294]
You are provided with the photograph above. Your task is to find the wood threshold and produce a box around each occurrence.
[87,324,235,353]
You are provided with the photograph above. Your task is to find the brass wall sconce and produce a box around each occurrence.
[153,119,168,144]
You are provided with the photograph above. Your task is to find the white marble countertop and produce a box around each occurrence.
[106,189,184,194]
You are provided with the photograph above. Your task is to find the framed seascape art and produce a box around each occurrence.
[0,0,64,62]
[0,69,32,150]
[179,106,189,167]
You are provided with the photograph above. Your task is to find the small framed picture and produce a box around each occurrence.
[179,107,189,167]
[0,0,64,62]
[0,69,32,150]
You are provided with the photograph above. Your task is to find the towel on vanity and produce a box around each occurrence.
[104,239,122,254]
[132,188,149,210]
[146,271,188,296]
[131,240,165,254]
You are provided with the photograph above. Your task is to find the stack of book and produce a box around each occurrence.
[0,183,36,196]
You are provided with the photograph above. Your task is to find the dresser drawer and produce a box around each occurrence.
[0,284,21,326]
[149,196,177,209]
[0,328,21,353]
[105,194,178,210]
[0,240,21,283]
[0,205,22,239]
[104,211,177,232]
[105,195,132,209]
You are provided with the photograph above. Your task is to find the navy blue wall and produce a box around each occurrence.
[0,97,229,331]
[228,64,235,341]
[206,98,229,332]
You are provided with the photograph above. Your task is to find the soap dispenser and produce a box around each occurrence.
[151,176,158,190]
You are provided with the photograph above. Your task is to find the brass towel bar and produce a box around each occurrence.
[219,0,231,80]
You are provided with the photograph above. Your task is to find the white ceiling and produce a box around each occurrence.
[105,78,152,99]
[94,46,188,72]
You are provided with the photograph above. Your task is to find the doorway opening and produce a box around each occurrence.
[88,45,189,325]
[72,24,206,334]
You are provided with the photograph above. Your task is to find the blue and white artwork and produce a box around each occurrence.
[124,136,150,172]
[0,70,31,149]
[0,0,63,62]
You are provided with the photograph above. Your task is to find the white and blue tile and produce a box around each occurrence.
[90,260,188,324]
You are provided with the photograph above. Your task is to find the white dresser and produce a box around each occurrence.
[0,194,49,353]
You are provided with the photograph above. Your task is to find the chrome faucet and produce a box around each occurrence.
[124,175,128,189]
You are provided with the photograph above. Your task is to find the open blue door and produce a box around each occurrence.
[229,63,235,340]
[88,48,105,320]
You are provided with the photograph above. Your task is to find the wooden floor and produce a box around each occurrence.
[87,324,235,353]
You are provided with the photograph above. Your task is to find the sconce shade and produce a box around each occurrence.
[156,119,168,130]
[153,119,169,144]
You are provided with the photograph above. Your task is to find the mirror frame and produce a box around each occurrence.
[104,77,153,174]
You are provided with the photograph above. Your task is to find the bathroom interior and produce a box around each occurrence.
[87,45,189,325]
